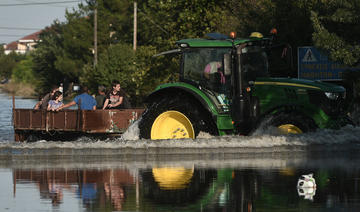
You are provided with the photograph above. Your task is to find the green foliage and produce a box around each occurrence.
[310,0,360,66]
[0,52,25,79]
[11,55,38,85]
[0,55,16,78]
[0,46,4,57]
[224,0,275,37]
[137,0,227,50]
[81,43,170,106]
[63,10,93,64]
[32,23,65,93]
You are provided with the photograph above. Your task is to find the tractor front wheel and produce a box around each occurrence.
[269,112,317,134]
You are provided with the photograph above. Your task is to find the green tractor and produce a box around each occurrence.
[139,31,350,140]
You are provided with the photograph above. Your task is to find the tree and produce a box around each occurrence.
[137,0,228,50]
[81,43,168,106]
[310,0,360,66]
[12,55,38,85]
[32,22,66,92]
[0,52,25,79]
[0,45,4,57]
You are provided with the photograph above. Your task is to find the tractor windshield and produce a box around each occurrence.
[241,46,269,81]
[182,48,231,92]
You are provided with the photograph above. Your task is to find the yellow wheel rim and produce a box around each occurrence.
[278,124,303,134]
[152,167,194,190]
[151,111,195,140]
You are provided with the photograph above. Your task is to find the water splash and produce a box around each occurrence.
[0,125,359,156]
[122,118,141,141]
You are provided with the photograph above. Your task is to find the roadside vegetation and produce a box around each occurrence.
[0,0,359,105]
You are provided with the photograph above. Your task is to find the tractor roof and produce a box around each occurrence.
[176,37,268,48]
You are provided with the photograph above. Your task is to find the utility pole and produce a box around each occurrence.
[94,4,98,67]
[133,1,137,51]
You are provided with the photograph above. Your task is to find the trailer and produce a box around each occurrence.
[12,97,144,142]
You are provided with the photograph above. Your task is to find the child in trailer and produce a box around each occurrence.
[47,91,63,111]
[34,86,59,110]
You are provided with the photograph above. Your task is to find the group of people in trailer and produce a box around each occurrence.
[34,80,130,111]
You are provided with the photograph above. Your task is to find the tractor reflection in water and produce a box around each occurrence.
[297,173,317,201]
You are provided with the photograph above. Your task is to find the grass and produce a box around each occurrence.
[0,81,36,98]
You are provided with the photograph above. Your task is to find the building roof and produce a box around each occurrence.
[4,41,17,50]
[18,30,42,42]
[3,30,43,53]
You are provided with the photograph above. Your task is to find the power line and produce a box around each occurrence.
[137,8,169,35]
[0,1,80,6]
[0,34,28,37]
[13,0,81,8]
[0,26,42,30]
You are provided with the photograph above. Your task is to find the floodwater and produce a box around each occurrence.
[1,92,360,211]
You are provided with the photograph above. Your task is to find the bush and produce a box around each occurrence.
[11,56,39,86]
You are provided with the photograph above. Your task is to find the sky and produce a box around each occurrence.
[0,0,82,44]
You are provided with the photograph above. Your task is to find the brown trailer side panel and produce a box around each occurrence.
[13,108,144,142]
[47,110,79,131]
[82,109,144,133]
[14,109,46,130]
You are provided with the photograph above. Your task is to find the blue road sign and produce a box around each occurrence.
[298,46,353,81]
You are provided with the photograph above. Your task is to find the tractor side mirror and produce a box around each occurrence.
[223,53,231,76]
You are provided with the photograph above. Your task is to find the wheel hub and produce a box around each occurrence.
[152,167,194,190]
[151,111,195,140]
[278,124,303,134]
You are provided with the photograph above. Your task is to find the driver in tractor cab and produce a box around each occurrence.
[203,61,225,91]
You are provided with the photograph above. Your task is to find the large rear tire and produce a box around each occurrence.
[139,95,217,139]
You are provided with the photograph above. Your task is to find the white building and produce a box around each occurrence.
[3,30,42,55]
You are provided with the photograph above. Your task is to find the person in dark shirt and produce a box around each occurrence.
[103,81,124,109]
[95,85,106,109]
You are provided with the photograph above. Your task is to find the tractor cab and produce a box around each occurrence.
[177,33,272,118]
[181,47,231,94]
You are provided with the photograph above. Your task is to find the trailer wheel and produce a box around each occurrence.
[139,95,217,139]
[269,112,317,134]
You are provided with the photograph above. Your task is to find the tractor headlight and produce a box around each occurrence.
[325,92,339,100]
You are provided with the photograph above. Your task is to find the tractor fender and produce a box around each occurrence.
[145,85,219,117]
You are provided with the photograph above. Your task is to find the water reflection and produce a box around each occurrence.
[0,93,37,142]
[14,169,135,211]
[8,154,360,212]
